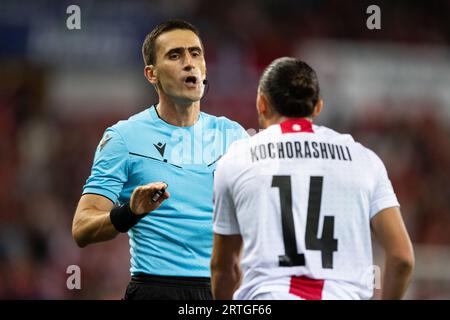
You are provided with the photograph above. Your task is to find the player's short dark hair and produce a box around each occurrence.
[259,57,320,118]
[142,19,201,66]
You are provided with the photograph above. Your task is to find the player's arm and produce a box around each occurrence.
[72,182,169,248]
[371,206,414,299]
[211,233,243,300]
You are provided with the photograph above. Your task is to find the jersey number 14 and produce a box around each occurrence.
[272,176,338,269]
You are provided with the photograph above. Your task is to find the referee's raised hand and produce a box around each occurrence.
[130,182,170,215]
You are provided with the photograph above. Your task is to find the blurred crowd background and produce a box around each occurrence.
[1,0,449,299]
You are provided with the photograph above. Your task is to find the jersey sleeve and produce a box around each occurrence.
[213,147,240,235]
[82,128,129,204]
[367,149,400,218]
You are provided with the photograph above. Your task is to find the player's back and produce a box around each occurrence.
[214,118,399,299]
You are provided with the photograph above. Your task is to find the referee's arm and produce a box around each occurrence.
[72,194,118,248]
[72,182,169,247]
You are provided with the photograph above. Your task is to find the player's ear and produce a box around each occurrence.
[144,65,158,85]
[256,90,268,115]
[312,98,323,118]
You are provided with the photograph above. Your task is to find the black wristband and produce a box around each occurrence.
[110,203,144,233]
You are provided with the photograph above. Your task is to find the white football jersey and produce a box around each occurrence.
[213,118,399,300]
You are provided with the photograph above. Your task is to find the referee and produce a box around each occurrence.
[72,19,247,300]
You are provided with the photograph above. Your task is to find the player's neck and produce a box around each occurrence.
[156,98,200,127]
[266,115,313,127]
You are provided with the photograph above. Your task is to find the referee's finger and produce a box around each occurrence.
[142,182,167,190]
[139,182,165,193]
[162,190,170,199]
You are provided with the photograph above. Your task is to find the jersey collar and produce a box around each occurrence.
[149,104,202,129]
[279,118,314,134]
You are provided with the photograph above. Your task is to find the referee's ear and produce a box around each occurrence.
[311,98,324,118]
[144,65,158,85]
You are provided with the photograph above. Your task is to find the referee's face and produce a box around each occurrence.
[153,29,206,105]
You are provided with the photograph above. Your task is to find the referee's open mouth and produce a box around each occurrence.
[183,75,199,89]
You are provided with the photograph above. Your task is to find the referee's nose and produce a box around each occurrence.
[182,52,195,72]
[183,64,195,72]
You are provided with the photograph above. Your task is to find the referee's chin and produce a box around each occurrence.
[170,94,203,107]
[179,86,204,101]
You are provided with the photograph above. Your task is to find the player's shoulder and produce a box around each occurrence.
[225,124,276,153]
[216,132,252,170]
[324,125,385,164]
[314,124,356,143]
[315,124,385,162]
[357,142,385,168]
[315,125,364,149]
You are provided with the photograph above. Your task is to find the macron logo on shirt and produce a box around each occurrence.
[153,142,166,157]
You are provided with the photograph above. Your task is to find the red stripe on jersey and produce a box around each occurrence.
[279,118,314,134]
[289,275,324,300]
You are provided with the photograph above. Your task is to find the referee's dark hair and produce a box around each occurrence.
[259,57,320,118]
[142,19,202,66]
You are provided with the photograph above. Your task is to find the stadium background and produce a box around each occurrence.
[0,0,449,299]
